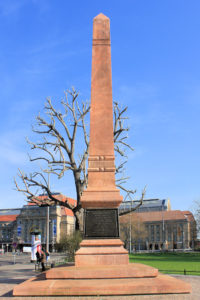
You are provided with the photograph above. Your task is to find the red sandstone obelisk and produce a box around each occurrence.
[75,13,128,266]
[81,13,123,208]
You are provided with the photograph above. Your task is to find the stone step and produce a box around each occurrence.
[13,273,191,296]
[46,263,158,279]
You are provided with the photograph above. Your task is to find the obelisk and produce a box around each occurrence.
[81,13,123,208]
[75,13,128,266]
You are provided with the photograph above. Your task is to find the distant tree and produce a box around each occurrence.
[15,88,141,230]
[120,212,148,251]
[191,200,200,247]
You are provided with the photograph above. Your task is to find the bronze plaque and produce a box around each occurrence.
[84,209,119,238]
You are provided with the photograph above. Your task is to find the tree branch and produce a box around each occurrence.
[119,186,147,216]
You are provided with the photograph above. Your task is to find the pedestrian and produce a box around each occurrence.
[40,249,46,272]
[36,251,41,264]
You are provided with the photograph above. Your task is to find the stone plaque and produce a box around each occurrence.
[84,209,119,238]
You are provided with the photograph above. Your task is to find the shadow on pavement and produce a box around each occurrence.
[1,278,27,298]
[0,278,26,284]
[2,290,13,297]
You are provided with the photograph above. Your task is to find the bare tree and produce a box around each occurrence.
[15,88,138,229]
[192,200,200,242]
[120,213,148,251]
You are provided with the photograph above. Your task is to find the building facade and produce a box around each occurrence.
[1,197,196,252]
[0,209,21,252]
[0,194,76,252]
[119,198,171,214]
[120,209,196,251]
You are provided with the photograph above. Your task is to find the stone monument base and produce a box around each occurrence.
[13,239,191,296]
[75,239,129,266]
[13,262,191,296]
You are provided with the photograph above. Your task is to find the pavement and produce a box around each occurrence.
[0,253,199,299]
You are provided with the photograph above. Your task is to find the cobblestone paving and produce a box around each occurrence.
[0,253,199,299]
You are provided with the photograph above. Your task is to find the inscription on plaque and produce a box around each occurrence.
[84,209,119,238]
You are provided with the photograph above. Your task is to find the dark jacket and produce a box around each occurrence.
[40,251,46,263]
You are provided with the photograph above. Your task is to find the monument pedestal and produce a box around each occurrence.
[13,263,191,296]
[75,239,129,266]
[13,239,191,296]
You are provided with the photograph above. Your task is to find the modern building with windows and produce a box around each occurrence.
[119,198,171,214]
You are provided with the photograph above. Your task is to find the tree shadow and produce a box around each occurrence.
[1,290,13,297]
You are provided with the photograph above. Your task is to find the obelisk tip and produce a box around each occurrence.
[93,13,110,40]
[94,13,109,20]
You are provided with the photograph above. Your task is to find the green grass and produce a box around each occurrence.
[129,252,200,275]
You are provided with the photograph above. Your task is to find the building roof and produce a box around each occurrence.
[0,209,21,216]
[28,193,77,208]
[26,193,76,217]
[61,207,74,217]
[0,215,18,222]
[120,210,195,223]
[119,198,171,212]
[182,211,195,222]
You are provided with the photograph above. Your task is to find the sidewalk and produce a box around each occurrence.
[0,254,199,299]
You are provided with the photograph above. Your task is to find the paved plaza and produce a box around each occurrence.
[0,253,199,299]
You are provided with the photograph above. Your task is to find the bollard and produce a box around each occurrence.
[184,269,186,275]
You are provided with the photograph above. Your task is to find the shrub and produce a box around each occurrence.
[55,231,82,261]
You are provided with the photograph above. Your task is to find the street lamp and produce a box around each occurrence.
[162,199,165,250]
[46,171,50,253]
[129,212,132,253]
[46,206,49,253]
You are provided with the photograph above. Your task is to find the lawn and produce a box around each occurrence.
[129,252,200,275]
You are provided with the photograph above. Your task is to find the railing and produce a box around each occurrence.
[35,257,69,271]
[159,269,200,275]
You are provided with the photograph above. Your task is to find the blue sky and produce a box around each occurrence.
[0,0,200,211]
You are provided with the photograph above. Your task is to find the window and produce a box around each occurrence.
[150,225,154,242]
[24,220,28,242]
[178,224,183,242]
[173,226,177,242]
[156,225,160,242]
[167,225,172,242]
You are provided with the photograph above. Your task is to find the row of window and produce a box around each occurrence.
[0,229,12,240]
[149,224,184,242]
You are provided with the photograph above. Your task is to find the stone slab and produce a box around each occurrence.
[46,263,158,279]
[75,238,129,266]
[75,253,129,266]
[80,238,125,246]
[75,247,128,255]
[81,189,123,208]
[13,273,191,296]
